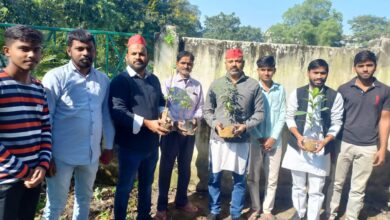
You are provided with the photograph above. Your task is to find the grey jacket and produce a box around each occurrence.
[203,73,264,142]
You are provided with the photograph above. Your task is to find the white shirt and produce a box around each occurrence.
[282,88,344,176]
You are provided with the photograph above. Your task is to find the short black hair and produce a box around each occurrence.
[5,25,43,46]
[177,51,194,62]
[67,29,95,47]
[256,55,275,68]
[307,59,329,73]
[354,50,377,66]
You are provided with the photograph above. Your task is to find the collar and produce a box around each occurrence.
[126,65,150,78]
[259,81,279,91]
[349,76,379,88]
[225,72,247,84]
[174,73,192,83]
[69,61,94,77]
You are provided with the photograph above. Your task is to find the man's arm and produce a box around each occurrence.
[41,70,61,123]
[102,80,115,150]
[316,92,344,153]
[270,87,287,141]
[203,84,217,129]
[374,109,390,166]
[109,75,138,132]
[285,90,304,149]
[244,84,264,132]
[0,143,31,180]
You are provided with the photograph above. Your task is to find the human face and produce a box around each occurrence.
[67,40,95,72]
[126,44,148,73]
[225,57,244,77]
[354,60,376,81]
[3,40,42,72]
[257,66,276,83]
[307,66,328,88]
[176,56,193,78]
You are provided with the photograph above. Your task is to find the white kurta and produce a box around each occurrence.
[209,140,250,175]
[281,88,344,177]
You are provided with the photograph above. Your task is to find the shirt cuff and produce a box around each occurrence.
[159,107,165,114]
[133,114,144,134]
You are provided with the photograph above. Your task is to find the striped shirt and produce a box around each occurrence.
[0,71,52,184]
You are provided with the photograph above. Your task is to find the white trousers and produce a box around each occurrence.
[291,170,325,220]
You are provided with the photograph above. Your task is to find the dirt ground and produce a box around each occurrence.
[35,183,390,220]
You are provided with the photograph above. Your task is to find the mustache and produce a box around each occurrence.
[80,56,93,62]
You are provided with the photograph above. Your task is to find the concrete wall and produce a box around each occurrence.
[154,28,390,205]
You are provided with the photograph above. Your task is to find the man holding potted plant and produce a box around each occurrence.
[281,59,344,220]
[203,48,264,220]
[155,51,204,220]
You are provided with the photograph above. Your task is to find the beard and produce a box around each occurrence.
[75,57,93,69]
[130,60,148,72]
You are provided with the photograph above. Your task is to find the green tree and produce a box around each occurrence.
[266,0,343,46]
[348,15,390,45]
[203,12,263,42]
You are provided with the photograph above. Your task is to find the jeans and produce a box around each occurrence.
[0,181,41,220]
[114,147,158,220]
[208,170,246,218]
[157,131,195,211]
[42,158,99,220]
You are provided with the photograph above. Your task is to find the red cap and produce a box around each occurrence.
[127,34,147,46]
[225,48,243,59]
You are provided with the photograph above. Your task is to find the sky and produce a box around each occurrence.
[188,0,390,34]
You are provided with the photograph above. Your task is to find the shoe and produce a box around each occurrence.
[207,213,220,220]
[248,211,261,220]
[153,211,167,220]
[290,212,304,220]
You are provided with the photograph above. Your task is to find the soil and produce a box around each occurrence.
[35,183,390,220]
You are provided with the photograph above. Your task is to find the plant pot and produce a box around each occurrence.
[303,138,318,152]
[218,125,235,138]
[160,108,172,130]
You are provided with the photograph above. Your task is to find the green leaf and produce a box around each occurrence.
[295,111,307,116]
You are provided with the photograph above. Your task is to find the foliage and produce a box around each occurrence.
[217,79,241,123]
[266,0,343,46]
[295,87,329,129]
[203,12,263,42]
[348,15,390,46]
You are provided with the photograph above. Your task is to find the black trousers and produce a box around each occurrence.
[0,181,41,220]
[157,131,196,211]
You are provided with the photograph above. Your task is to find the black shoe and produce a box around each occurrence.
[207,213,220,220]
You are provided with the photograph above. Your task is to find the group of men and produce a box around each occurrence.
[0,25,389,220]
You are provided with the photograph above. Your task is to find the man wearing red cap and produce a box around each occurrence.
[203,48,264,220]
[109,34,170,220]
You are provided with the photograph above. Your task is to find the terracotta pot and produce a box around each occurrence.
[218,125,235,138]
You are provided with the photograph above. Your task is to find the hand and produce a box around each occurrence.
[176,120,188,136]
[314,140,326,153]
[144,119,170,135]
[373,150,386,166]
[24,167,46,188]
[46,160,56,177]
[263,138,276,151]
[233,124,246,137]
[215,122,224,135]
[191,118,198,132]
[296,135,305,150]
[100,149,114,165]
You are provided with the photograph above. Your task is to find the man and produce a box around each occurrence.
[155,51,204,220]
[281,59,343,220]
[247,56,286,220]
[42,29,115,220]
[110,34,170,220]
[0,25,51,219]
[203,48,264,220]
[327,50,390,220]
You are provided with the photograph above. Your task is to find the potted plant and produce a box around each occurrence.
[166,87,197,135]
[217,79,241,138]
[294,87,329,152]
